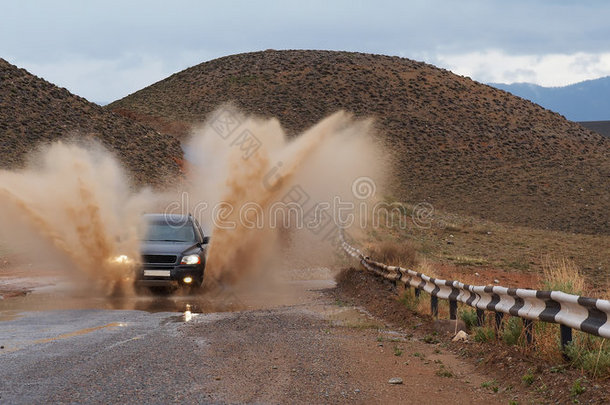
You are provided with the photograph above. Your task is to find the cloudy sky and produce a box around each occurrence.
[2,0,610,103]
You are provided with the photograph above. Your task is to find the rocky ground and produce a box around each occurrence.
[334,267,610,404]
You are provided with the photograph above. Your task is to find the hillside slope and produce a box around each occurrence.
[108,50,609,234]
[0,58,181,186]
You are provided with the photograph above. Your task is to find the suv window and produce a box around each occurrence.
[144,221,196,243]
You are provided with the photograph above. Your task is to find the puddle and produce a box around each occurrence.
[0,290,245,317]
[0,279,337,320]
[328,307,385,329]
[0,310,22,322]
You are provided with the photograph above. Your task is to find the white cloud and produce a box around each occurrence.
[11,51,216,103]
[424,50,610,86]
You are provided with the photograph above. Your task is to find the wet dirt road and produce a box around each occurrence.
[0,271,516,404]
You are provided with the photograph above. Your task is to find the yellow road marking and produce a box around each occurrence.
[33,323,122,344]
[1,322,124,355]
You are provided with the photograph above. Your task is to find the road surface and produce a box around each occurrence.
[0,268,516,404]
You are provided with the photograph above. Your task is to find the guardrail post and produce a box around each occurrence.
[560,324,572,359]
[523,319,534,345]
[494,312,504,337]
[430,295,438,318]
[414,288,420,298]
[449,300,457,320]
[476,309,485,327]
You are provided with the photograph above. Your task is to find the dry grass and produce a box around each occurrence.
[394,252,610,378]
[366,240,418,268]
[415,258,437,278]
[389,204,609,288]
[540,255,586,295]
[566,334,610,378]
[450,255,488,267]
[395,259,449,316]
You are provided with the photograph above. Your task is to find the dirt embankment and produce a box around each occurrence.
[334,267,610,404]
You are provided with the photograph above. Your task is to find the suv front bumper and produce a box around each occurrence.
[135,264,204,287]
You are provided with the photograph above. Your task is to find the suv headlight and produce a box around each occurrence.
[111,254,132,264]
[181,254,201,265]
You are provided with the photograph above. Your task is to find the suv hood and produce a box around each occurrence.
[140,241,201,256]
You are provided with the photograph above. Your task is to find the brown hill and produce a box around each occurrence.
[0,58,181,186]
[108,50,609,234]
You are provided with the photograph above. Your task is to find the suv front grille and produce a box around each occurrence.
[142,255,177,264]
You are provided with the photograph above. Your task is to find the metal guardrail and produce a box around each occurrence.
[340,231,610,346]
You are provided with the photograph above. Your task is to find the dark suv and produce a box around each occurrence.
[135,214,209,289]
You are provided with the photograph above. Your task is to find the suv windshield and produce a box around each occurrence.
[143,221,196,243]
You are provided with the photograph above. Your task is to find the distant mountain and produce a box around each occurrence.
[579,121,610,138]
[490,77,610,121]
[108,50,609,234]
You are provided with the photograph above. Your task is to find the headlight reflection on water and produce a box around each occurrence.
[184,304,196,322]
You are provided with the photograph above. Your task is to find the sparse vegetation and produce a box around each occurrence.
[502,317,524,346]
[451,256,488,267]
[435,365,454,378]
[363,235,609,383]
[540,256,585,295]
[226,74,258,85]
[473,327,495,343]
[399,289,419,312]
[506,256,530,271]
[393,346,403,356]
[522,370,535,386]
[566,335,610,378]
[366,239,418,268]
[481,379,499,392]
[570,378,586,397]
[423,333,440,344]
[334,299,348,307]
[459,308,478,329]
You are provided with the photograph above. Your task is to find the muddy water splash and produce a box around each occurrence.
[0,142,153,293]
[183,108,386,284]
[0,109,386,293]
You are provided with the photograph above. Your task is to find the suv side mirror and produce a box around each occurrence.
[202,236,210,245]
